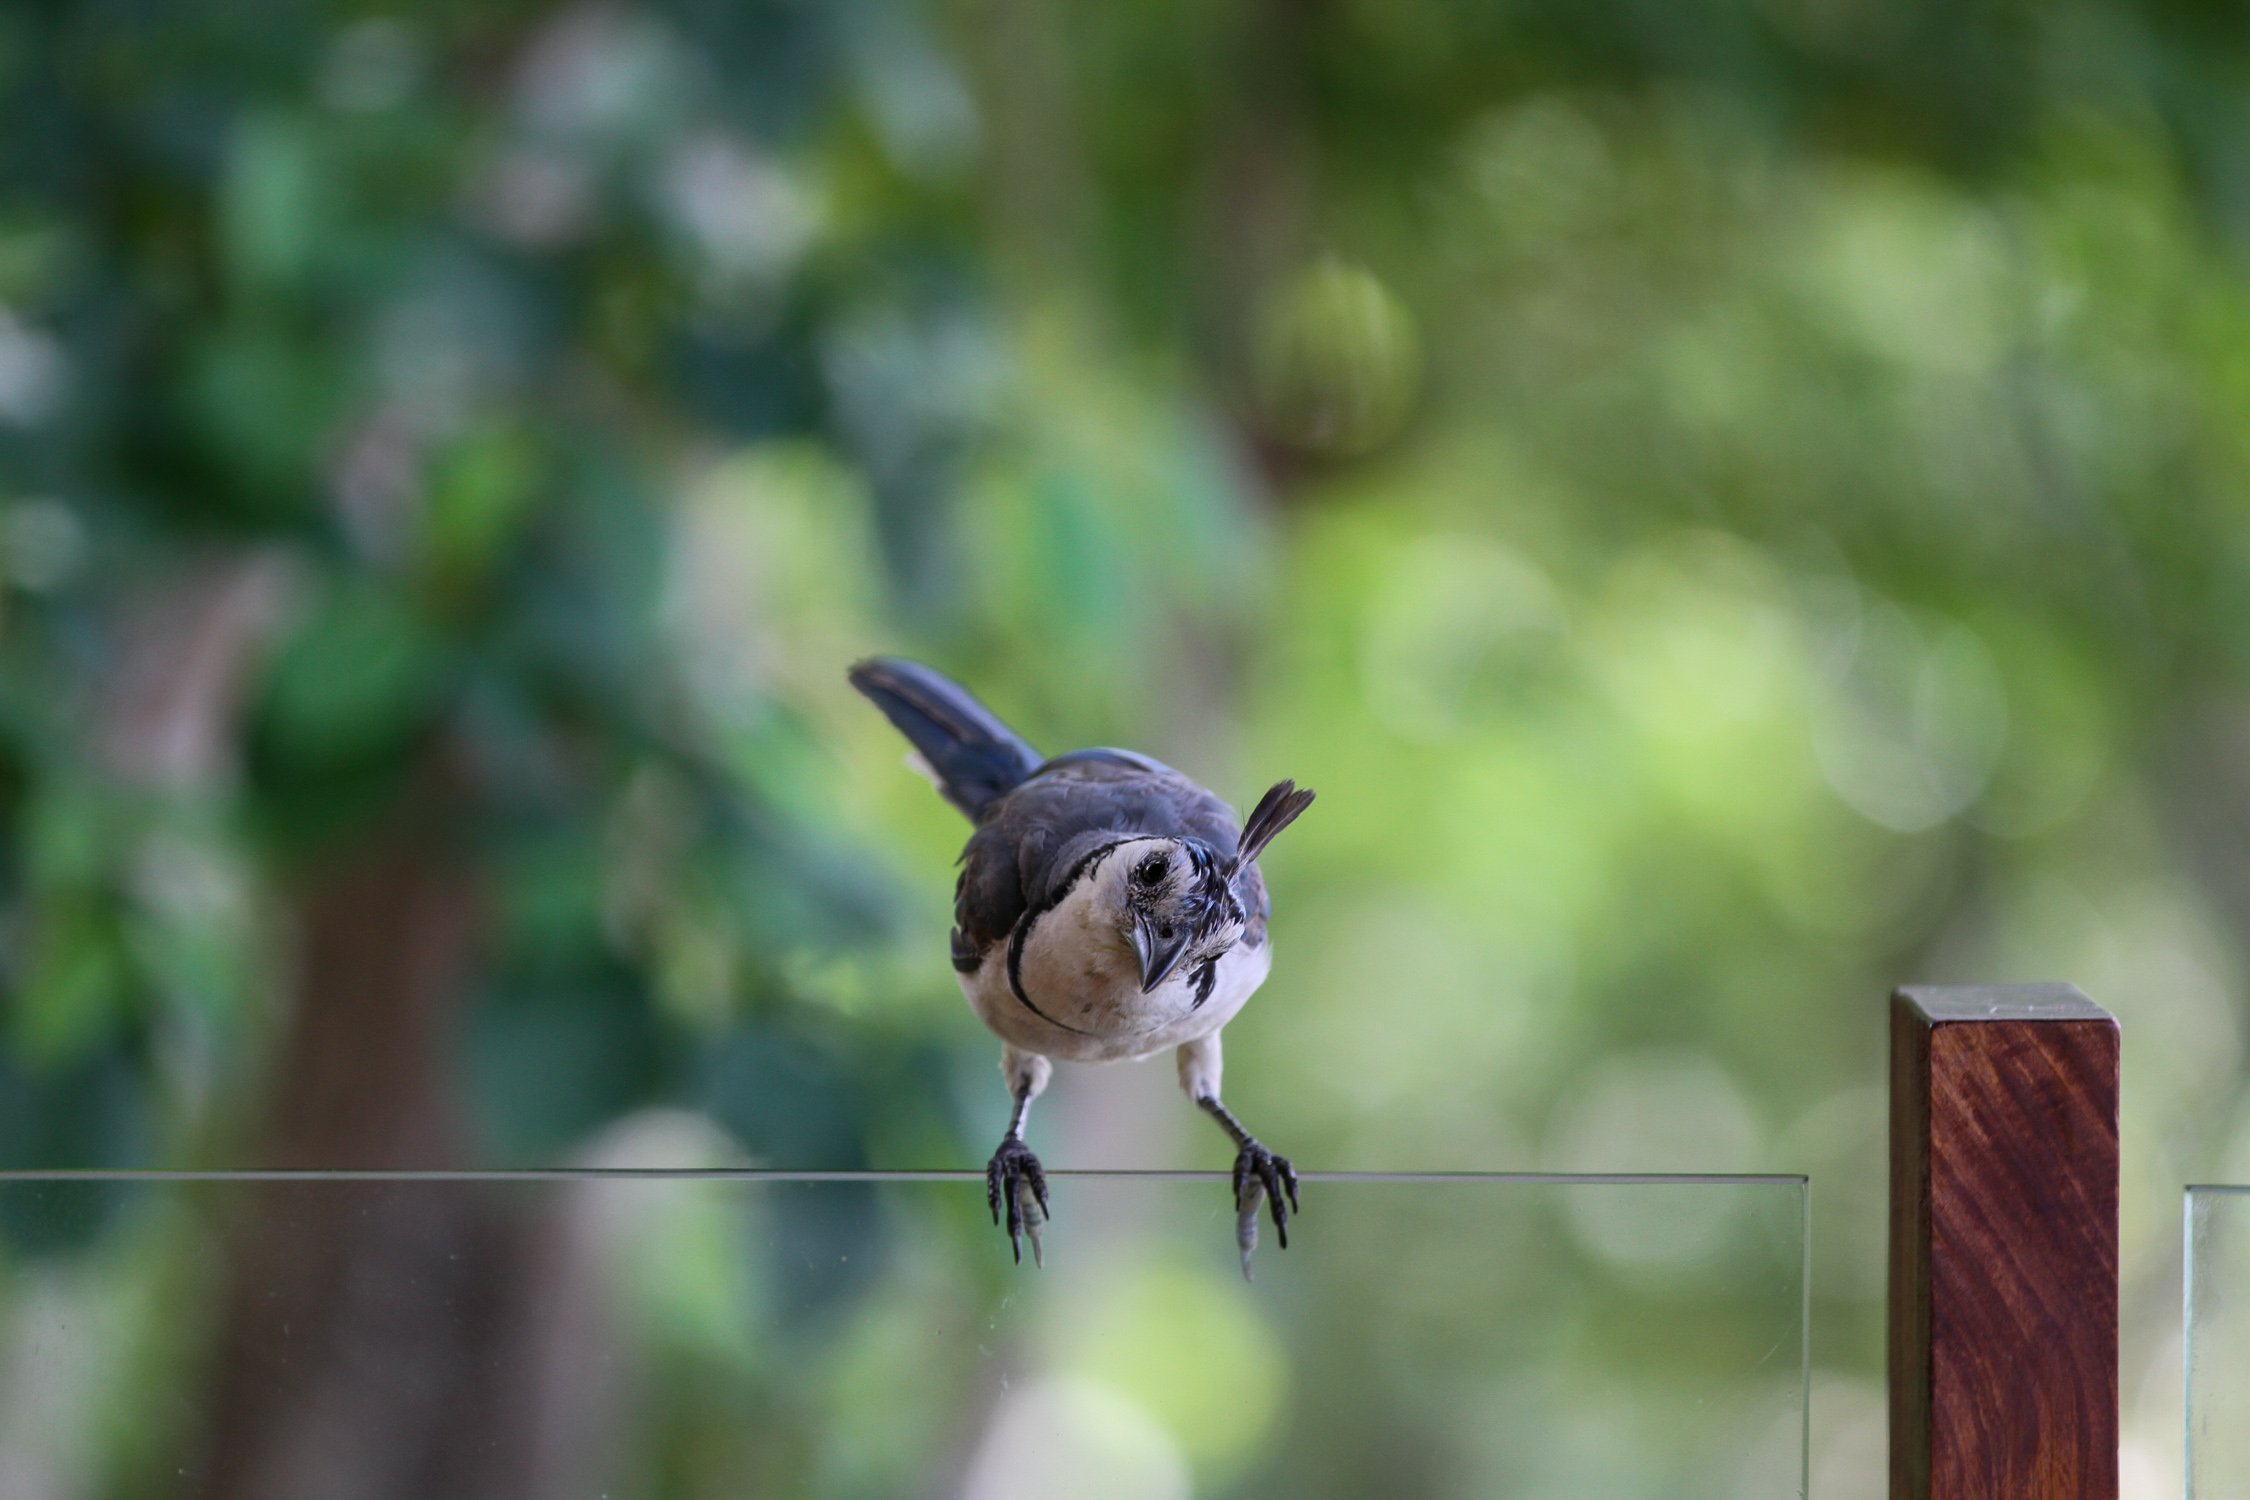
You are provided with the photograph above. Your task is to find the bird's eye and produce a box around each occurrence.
[1134,854,1168,887]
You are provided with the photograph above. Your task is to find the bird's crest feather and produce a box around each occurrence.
[1228,780,1315,878]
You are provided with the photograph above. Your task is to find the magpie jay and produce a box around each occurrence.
[849,658,1314,1276]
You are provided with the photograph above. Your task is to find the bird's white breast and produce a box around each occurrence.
[960,868,1271,1063]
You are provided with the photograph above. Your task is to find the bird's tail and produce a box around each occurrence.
[847,657,1043,820]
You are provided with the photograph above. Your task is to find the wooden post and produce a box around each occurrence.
[1889,984,2119,1500]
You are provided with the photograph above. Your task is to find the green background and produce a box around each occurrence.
[3,0,2244,1492]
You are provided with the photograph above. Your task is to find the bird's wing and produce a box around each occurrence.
[952,756,1242,955]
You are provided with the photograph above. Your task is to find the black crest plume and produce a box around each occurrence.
[1229,780,1315,877]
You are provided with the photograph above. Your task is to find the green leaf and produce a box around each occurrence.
[260,585,447,765]
[423,424,540,580]
[14,900,127,1066]
[220,113,321,292]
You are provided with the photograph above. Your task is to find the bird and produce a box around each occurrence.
[848,657,1315,1277]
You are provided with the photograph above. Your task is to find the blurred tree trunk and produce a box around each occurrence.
[183,760,622,1499]
[1195,0,1323,494]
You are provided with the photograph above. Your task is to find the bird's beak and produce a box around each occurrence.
[1132,913,1191,993]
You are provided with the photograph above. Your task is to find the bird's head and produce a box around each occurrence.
[1115,780,1315,993]
[1121,839,1245,994]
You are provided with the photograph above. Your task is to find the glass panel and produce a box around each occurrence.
[2189,1185,2250,1498]
[0,1171,1806,1499]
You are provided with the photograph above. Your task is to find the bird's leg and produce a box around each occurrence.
[987,1048,1052,1267]
[1199,1094,1300,1277]
[1178,1035,1298,1280]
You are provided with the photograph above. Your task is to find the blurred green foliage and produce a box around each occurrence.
[4,0,2250,1489]
[0,1176,1810,1499]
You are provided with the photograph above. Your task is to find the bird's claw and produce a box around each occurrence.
[1231,1140,1299,1280]
[986,1135,1049,1267]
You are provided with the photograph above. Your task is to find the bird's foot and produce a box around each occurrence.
[986,1135,1049,1267]
[1231,1140,1300,1281]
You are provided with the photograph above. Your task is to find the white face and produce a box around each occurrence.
[1084,838,1174,930]
[1107,838,1244,993]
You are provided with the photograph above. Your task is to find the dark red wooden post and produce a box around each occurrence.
[1889,984,2119,1500]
